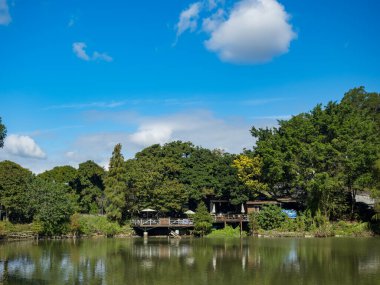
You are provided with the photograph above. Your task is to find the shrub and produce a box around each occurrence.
[207,225,246,238]
[72,214,122,237]
[193,202,213,237]
[256,205,287,230]
[333,221,371,237]
[248,212,260,233]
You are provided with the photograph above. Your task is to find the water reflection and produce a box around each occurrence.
[0,238,379,285]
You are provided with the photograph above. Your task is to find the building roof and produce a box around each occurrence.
[246,200,279,205]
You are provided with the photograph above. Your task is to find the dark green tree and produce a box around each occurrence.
[0,161,34,222]
[28,178,75,235]
[251,87,380,220]
[75,160,105,214]
[193,201,213,237]
[105,144,127,222]
[0,117,6,148]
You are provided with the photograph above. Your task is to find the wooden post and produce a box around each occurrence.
[240,216,243,237]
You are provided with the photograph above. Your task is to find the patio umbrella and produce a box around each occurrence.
[141,208,156,218]
[211,203,216,214]
[241,204,245,214]
[184,210,195,215]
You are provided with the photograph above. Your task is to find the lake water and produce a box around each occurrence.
[1,237,379,285]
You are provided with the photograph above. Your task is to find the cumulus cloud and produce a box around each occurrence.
[1,134,46,159]
[205,0,296,63]
[72,42,90,60]
[92,51,113,62]
[128,110,253,153]
[176,0,296,64]
[176,2,202,37]
[72,42,113,62]
[0,0,11,26]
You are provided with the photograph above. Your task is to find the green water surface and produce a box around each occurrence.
[1,237,379,285]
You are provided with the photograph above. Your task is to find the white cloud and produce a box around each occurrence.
[128,110,253,153]
[0,0,11,26]
[93,51,113,62]
[72,42,90,60]
[175,0,296,64]
[72,42,113,62]
[1,134,46,159]
[45,101,125,110]
[0,109,284,174]
[204,0,297,63]
[202,8,225,33]
[176,2,202,37]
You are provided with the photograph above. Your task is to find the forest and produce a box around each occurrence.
[0,87,379,236]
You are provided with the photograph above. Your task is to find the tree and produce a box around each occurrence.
[0,117,6,148]
[104,144,127,222]
[37,165,79,212]
[250,87,380,220]
[0,161,34,222]
[75,161,105,214]
[256,205,286,230]
[28,178,75,235]
[232,154,268,204]
[193,201,213,237]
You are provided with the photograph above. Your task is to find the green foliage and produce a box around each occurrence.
[76,160,105,214]
[256,205,287,230]
[248,212,260,233]
[71,214,122,236]
[332,221,371,237]
[232,155,268,198]
[0,116,6,148]
[105,144,127,222]
[207,225,245,238]
[251,88,380,220]
[193,201,213,237]
[126,141,244,214]
[311,210,334,237]
[0,221,37,235]
[38,165,77,185]
[0,160,34,222]
[28,178,75,236]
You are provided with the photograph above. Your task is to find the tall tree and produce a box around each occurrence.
[251,87,380,220]
[193,201,213,237]
[0,117,6,148]
[232,154,268,204]
[0,161,34,222]
[29,178,75,235]
[75,160,105,214]
[104,144,127,222]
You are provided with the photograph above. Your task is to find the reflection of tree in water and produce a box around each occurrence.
[0,238,379,285]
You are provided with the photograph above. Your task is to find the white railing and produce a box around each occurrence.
[131,218,194,226]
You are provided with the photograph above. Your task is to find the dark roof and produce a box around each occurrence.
[246,200,279,205]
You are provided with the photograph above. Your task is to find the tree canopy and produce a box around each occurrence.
[0,117,6,148]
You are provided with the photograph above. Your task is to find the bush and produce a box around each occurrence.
[256,205,287,230]
[207,225,246,238]
[193,202,213,237]
[332,221,371,237]
[71,214,122,237]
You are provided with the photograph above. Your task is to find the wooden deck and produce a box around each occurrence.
[132,214,249,229]
[131,218,194,228]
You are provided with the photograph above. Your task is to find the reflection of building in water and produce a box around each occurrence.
[358,256,380,273]
[211,243,250,271]
[133,243,192,259]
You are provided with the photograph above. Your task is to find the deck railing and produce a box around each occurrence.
[212,214,249,222]
[131,218,194,227]
[131,214,249,227]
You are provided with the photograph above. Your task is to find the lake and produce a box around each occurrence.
[1,237,379,285]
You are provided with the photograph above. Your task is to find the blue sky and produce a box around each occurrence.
[0,0,379,173]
